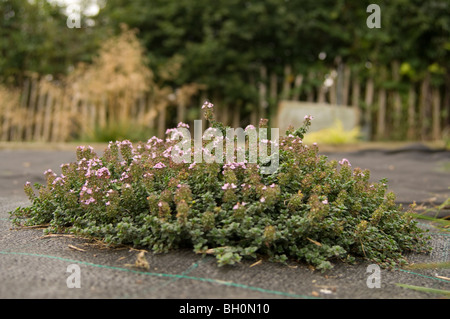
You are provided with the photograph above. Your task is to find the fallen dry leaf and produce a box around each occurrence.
[250,260,262,268]
[68,244,86,252]
[435,275,450,281]
[307,237,322,246]
[125,251,149,270]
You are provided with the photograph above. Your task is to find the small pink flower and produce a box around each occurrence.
[153,162,166,169]
[222,183,237,190]
[260,197,266,203]
[44,169,56,176]
[322,199,328,204]
[201,101,214,109]
[304,115,313,121]
[177,122,189,129]
[245,124,256,131]
[82,197,96,205]
[339,158,351,166]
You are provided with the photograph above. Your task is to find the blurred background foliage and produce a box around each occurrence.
[0,0,449,142]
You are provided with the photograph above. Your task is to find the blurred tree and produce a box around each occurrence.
[1,0,448,123]
[95,0,448,110]
[0,0,107,85]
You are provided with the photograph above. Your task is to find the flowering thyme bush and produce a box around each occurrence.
[10,102,430,270]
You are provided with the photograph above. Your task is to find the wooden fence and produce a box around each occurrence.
[253,61,449,141]
[0,62,449,142]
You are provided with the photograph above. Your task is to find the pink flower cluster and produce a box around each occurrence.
[96,167,111,178]
[188,162,196,170]
[177,122,189,129]
[201,101,214,109]
[44,169,56,177]
[81,197,96,205]
[222,183,237,190]
[339,158,351,166]
[223,161,247,170]
[233,202,247,210]
[147,136,163,146]
[261,183,276,190]
[240,183,252,189]
[153,162,166,169]
[245,124,256,131]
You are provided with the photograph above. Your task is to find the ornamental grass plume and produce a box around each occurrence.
[10,101,431,271]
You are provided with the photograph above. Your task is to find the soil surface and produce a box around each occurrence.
[0,142,449,299]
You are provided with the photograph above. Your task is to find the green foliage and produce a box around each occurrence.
[0,0,106,84]
[2,1,449,137]
[10,103,431,271]
[79,119,156,143]
[96,0,450,107]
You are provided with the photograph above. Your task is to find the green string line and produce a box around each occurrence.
[397,268,450,283]
[0,250,317,299]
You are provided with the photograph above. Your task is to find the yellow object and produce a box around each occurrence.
[303,120,361,145]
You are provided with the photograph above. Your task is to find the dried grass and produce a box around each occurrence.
[0,24,203,143]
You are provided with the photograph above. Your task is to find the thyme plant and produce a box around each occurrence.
[10,102,430,270]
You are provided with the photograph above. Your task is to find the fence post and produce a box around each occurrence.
[407,85,417,140]
[99,95,107,130]
[377,89,387,140]
[22,78,34,141]
[292,74,303,101]
[259,66,268,121]
[391,61,402,139]
[269,71,277,119]
[351,73,360,111]
[432,87,441,141]
[419,72,431,140]
[342,64,351,106]
[33,80,47,141]
[42,90,54,142]
[328,73,336,105]
[318,72,327,104]
[281,65,292,100]
[232,101,241,129]
[364,77,374,139]
[157,103,167,138]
